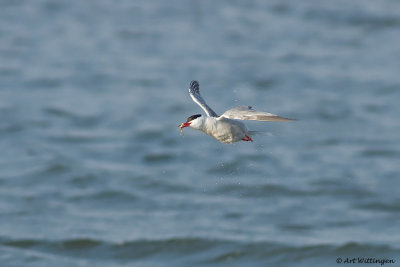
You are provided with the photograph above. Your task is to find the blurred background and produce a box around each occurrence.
[1,0,400,266]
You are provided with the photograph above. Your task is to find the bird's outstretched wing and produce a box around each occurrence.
[220,106,294,122]
[189,80,218,117]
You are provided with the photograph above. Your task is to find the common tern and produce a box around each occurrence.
[179,81,293,144]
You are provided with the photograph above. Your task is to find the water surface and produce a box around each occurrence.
[1,0,400,266]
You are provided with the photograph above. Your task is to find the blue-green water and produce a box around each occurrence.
[1,0,400,266]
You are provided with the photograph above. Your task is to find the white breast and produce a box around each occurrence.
[202,117,248,144]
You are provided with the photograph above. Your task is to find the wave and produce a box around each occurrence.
[2,237,399,265]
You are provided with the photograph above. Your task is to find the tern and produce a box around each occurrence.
[179,81,294,144]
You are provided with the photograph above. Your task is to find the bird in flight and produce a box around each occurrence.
[179,81,294,144]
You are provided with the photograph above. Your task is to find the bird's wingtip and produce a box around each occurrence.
[189,80,199,93]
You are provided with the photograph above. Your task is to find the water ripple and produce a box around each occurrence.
[2,237,398,265]
[360,148,400,158]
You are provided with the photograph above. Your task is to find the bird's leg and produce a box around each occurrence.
[241,135,253,142]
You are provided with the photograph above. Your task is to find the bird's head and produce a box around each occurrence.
[179,114,202,135]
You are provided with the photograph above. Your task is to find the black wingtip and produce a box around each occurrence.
[189,80,199,92]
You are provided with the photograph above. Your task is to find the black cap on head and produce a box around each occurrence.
[186,114,201,122]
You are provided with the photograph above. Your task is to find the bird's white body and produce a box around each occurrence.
[190,116,248,144]
[179,81,293,144]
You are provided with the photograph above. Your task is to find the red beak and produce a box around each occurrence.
[179,122,191,128]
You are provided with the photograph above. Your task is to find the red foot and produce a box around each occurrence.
[241,135,253,142]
